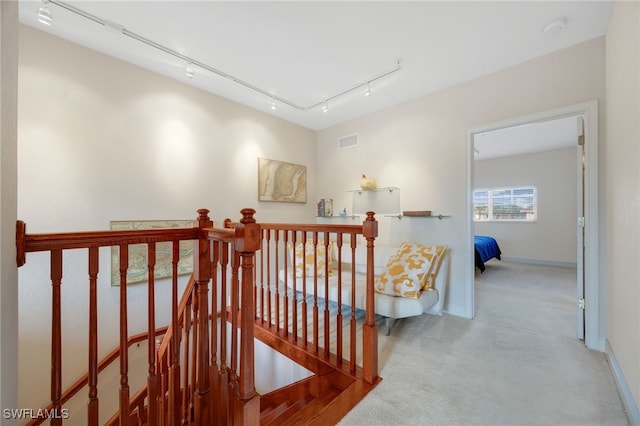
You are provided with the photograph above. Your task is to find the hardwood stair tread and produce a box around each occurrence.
[260,393,314,426]
[276,390,341,426]
[279,378,377,426]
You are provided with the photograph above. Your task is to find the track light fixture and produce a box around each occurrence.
[271,98,277,110]
[41,0,402,114]
[37,0,53,26]
[364,82,371,97]
[185,62,195,79]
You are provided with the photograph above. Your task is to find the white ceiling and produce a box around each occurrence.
[19,1,613,134]
[474,115,580,161]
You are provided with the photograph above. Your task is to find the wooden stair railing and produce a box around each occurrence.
[24,326,168,426]
[16,208,261,425]
[254,211,380,385]
[102,274,197,426]
[16,207,379,425]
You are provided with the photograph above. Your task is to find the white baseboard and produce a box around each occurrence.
[606,340,640,425]
[500,256,577,269]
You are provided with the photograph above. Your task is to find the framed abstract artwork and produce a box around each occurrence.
[110,219,194,286]
[258,158,307,203]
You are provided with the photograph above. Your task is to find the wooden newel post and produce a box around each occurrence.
[233,208,261,425]
[194,209,213,425]
[362,211,379,385]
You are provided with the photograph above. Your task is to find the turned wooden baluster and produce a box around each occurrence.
[282,231,288,336]
[362,211,379,385]
[274,230,280,332]
[218,240,230,426]
[146,243,159,426]
[264,229,272,326]
[323,231,331,357]
[189,289,198,422]
[230,242,240,406]
[312,232,320,353]
[350,233,357,374]
[169,240,181,426]
[181,285,193,424]
[301,231,309,345]
[88,246,99,425]
[253,235,259,327]
[209,239,219,424]
[155,344,164,426]
[258,230,265,324]
[193,209,212,425]
[335,234,344,365]
[291,231,298,340]
[118,244,130,426]
[51,249,63,426]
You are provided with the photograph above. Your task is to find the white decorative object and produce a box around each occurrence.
[360,174,377,190]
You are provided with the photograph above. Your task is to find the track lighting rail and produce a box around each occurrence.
[45,0,402,112]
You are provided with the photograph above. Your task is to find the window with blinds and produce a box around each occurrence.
[473,186,537,222]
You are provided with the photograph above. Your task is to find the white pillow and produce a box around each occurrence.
[351,246,399,275]
[375,242,438,299]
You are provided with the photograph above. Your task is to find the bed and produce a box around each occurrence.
[474,235,502,272]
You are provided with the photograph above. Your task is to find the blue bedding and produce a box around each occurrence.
[475,235,502,272]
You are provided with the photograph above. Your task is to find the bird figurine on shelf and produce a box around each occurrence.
[360,174,377,190]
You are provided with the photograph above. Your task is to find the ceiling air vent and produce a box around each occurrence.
[338,134,359,150]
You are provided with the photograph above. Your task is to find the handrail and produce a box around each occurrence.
[25,326,169,426]
[205,227,235,241]
[261,222,365,232]
[16,221,199,266]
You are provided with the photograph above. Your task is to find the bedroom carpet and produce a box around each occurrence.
[338,260,630,426]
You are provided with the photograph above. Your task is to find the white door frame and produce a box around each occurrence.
[465,100,602,351]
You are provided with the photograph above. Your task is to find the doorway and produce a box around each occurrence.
[473,115,582,338]
[465,101,601,350]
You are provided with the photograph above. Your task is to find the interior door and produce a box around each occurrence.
[576,116,586,340]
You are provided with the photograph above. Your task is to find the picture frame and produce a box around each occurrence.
[110,219,194,286]
[325,198,333,216]
[258,158,307,203]
[316,198,333,217]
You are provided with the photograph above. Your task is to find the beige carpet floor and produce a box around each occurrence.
[338,260,630,426]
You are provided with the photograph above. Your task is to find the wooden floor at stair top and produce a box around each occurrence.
[259,369,378,426]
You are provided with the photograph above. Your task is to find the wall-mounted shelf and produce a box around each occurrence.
[317,215,359,219]
[349,187,401,215]
[385,214,451,220]
[348,186,399,194]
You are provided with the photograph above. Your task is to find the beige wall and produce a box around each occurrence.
[474,148,578,264]
[13,4,640,419]
[17,25,316,417]
[606,0,640,414]
[0,0,19,418]
[317,37,605,318]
